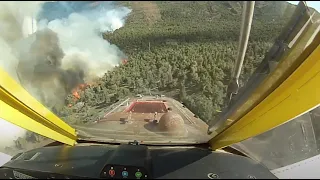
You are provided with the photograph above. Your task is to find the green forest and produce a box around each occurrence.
[58,1,297,125]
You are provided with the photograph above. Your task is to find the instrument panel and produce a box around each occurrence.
[0,143,277,179]
[100,165,148,179]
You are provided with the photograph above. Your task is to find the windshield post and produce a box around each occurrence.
[208,1,255,135]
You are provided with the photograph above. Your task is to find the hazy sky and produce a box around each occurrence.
[287,1,320,12]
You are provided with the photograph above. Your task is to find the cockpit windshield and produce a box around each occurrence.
[0,1,319,158]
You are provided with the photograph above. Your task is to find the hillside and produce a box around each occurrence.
[91,1,296,123]
[62,1,297,123]
[106,1,295,50]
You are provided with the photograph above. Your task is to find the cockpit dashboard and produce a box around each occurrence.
[0,143,277,179]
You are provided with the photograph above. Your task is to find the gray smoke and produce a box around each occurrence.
[17,1,131,108]
[13,28,87,108]
[0,2,44,149]
[0,1,131,150]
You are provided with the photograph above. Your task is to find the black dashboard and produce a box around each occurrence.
[0,143,277,179]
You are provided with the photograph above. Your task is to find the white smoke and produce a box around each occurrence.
[0,1,131,152]
[0,1,43,81]
[37,2,131,79]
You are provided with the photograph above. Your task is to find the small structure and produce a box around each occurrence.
[158,112,187,136]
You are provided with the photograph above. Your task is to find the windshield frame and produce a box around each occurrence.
[207,1,313,136]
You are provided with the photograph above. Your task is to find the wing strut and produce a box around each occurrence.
[0,68,77,146]
[226,1,255,103]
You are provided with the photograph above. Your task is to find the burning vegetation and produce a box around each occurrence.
[8,1,132,111]
[122,59,128,65]
[72,83,89,100]
[70,82,98,101]
[0,1,133,154]
[14,28,89,109]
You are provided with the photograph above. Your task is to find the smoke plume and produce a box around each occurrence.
[0,1,131,151]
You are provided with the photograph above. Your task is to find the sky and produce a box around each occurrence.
[287,1,320,12]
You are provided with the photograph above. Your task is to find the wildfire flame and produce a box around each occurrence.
[70,81,98,105]
[72,90,80,99]
[71,83,89,100]
[122,59,128,65]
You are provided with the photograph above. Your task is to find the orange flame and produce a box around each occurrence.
[72,90,80,99]
[122,59,128,65]
[71,83,88,100]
